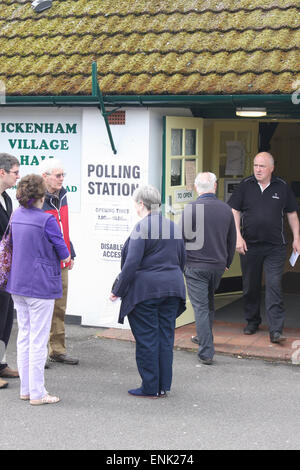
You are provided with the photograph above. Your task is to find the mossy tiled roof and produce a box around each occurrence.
[0,0,300,96]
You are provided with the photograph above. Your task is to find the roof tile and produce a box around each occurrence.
[0,0,300,95]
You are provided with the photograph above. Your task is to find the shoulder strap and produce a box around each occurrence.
[2,211,14,239]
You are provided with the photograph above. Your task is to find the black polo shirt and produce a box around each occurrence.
[227,175,298,245]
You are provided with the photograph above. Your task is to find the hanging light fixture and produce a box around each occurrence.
[31,0,53,12]
[236,107,267,117]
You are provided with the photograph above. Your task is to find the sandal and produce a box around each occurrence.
[30,393,60,406]
[20,395,30,401]
[20,389,49,401]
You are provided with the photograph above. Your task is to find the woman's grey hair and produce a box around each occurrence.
[194,172,217,194]
[39,158,64,175]
[132,185,161,211]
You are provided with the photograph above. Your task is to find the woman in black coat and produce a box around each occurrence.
[110,185,186,398]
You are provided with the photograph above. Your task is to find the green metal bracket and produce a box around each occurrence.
[92,61,119,154]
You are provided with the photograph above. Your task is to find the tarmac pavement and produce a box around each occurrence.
[1,321,300,451]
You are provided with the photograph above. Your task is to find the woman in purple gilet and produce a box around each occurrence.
[6,174,70,406]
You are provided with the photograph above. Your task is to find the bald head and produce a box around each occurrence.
[254,152,274,166]
[253,152,274,185]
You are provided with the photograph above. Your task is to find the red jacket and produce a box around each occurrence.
[42,187,75,268]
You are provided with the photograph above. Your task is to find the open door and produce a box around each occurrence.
[211,120,259,290]
[163,116,204,327]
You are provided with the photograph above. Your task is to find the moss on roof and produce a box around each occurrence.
[0,0,299,96]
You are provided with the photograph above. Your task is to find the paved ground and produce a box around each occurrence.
[100,321,300,363]
[99,292,300,363]
[1,321,300,450]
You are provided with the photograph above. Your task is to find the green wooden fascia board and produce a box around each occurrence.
[3,94,295,107]
[2,93,300,120]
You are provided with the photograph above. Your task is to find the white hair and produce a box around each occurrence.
[132,185,161,211]
[39,158,64,175]
[194,172,217,195]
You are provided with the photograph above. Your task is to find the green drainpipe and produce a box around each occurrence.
[91,61,121,155]
[161,116,167,209]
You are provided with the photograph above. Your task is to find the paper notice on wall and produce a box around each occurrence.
[185,159,196,190]
[225,141,245,176]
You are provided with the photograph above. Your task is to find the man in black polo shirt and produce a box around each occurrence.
[228,152,300,343]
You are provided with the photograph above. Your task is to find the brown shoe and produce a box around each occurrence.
[49,354,79,365]
[0,366,19,378]
[0,378,8,389]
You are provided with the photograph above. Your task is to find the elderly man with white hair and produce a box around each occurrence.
[182,172,236,365]
[40,158,78,366]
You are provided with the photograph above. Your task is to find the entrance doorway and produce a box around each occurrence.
[163,116,300,328]
[212,120,300,329]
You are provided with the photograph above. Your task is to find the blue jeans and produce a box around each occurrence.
[185,267,224,360]
[128,296,180,395]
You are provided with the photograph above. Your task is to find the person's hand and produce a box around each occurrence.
[69,259,75,270]
[109,293,119,301]
[62,255,71,264]
[292,239,300,254]
[236,235,247,255]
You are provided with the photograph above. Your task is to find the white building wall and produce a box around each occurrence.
[0,105,192,328]
[71,106,192,327]
[68,107,150,327]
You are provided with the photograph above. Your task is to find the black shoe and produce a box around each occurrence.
[243,325,259,335]
[199,357,213,365]
[49,354,79,365]
[270,332,286,344]
[191,336,199,345]
[128,387,159,399]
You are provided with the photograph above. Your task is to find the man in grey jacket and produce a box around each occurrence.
[182,172,236,365]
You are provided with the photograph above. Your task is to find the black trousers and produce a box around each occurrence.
[0,290,14,370]
[240,243,287,335]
